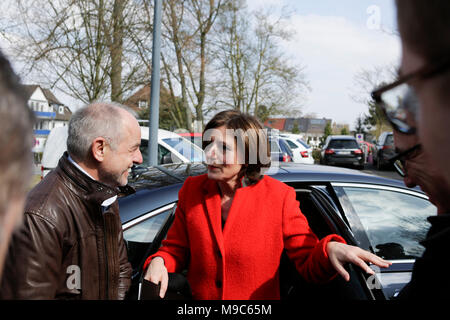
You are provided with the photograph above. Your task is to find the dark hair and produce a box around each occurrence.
[202,109,271,184]
[0,50,35,213]
[396,0,450,61]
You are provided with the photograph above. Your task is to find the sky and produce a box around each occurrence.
[1,0,401,131]
[247,0,401,130]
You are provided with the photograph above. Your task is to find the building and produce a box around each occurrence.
[265,117,332,147]
[23,85,72,156]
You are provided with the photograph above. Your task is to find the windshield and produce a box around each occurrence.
[162,137,205,162]
[328,139,359,149]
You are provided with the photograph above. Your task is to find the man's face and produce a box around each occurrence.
[99,116,143,187]
[393,130,449,213]
[400,42,450,187]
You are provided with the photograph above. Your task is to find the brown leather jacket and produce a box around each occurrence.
[0,153,133,299]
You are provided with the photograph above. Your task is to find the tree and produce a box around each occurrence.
[291,121,300,134]
[350,64,397,138]
[214,0,309,117]
[354,114,367,134]
[2,0,150,104]
[340,127,349,135]
[320,121,332,147]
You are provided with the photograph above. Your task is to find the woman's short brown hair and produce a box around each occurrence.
[202,109,271,184]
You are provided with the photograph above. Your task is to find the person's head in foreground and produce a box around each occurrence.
[396,0,450,187]
[0,51,34,279]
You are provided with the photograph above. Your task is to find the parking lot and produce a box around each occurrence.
[362,163,402,181]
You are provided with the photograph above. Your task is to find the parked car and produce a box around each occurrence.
[40,126,204,178]
[120,162,436,300]
[280,134,314,164]
[373,132,395,170]
[140,127,205,165]
[269,136,293,163]
[177,132,203,148]
[320,135,365,169]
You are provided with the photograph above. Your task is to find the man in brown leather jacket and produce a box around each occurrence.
[0,102,143,299]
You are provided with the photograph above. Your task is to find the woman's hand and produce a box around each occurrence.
[144,257,169,298]
[326,241,391,281]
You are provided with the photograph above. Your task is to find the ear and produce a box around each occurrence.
[91,137,108,162]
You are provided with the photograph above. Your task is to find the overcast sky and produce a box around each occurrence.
[1,0,401,131]
[247,0,401,130]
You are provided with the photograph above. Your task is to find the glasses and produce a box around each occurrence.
[389,143,421,177]
[371,56,450,135]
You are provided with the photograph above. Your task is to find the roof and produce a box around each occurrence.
[327,135,357,140]
[264,118,286,131]
[123,85,151,113]
[22,84,63,105]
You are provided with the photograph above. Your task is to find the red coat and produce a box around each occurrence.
[144,174,345,300]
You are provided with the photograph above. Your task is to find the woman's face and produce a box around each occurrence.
[204,125,243,182]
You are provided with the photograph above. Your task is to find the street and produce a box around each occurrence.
[362,163,403,181]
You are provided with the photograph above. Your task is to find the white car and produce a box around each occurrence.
[279,134,314,164]
[41,126,205,178]
[139,127,205,164]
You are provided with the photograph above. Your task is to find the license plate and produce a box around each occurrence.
[337,151,351,155]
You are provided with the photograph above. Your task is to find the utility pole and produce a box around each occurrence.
[148,0,162,166]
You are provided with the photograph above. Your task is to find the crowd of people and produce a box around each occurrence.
[0,0,449,300]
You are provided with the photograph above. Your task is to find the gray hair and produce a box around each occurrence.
[0,51,35,214]
[67,102,135,162]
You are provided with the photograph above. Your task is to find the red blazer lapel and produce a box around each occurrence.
[202,178,225,252]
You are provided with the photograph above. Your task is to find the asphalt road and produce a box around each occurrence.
[361,163,403,181]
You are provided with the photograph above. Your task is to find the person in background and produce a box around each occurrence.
[0,50,34,282]
[143,109,390,300]
[0,102,142,299]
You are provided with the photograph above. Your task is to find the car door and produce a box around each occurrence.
[121,203,177,299]
[281,183,378,300]
[331,183,436,299]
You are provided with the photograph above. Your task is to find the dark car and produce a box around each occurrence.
[320,135,365,169]
[119,162,435,300]
[373,131,395,170]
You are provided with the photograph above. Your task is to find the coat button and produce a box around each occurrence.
[215,280,222,288]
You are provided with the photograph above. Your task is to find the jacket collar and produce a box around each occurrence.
[201,174,265,251]
[57,152,135,207]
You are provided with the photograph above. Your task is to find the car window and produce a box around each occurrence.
[385,134,394,146]
[279,139,293,156]
[341,187,435,259]
[123,208,172,244]
[328,139,359,149]
[297,139,310,149]
[162,137,205,162]
[285,139,299,149]
[139,140,183,165]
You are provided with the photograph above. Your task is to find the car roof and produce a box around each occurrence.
[327,135,357,140]
[140,127,186,140]
[120,162,419,223]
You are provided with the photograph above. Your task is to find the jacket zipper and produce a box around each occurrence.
[102,208,109,299]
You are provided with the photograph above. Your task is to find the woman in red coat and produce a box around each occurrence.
[144,110,390,300]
